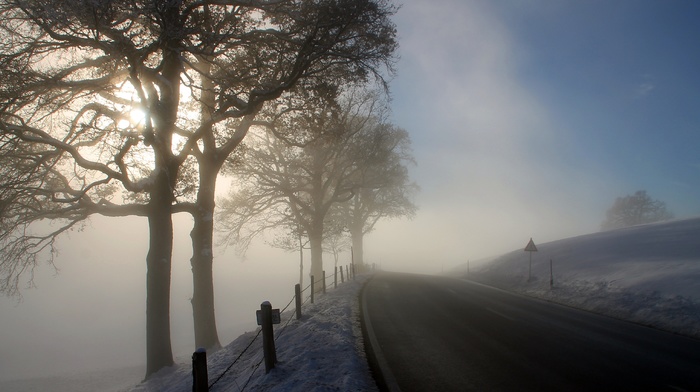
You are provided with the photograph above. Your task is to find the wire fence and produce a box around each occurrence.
[202,264,363,392]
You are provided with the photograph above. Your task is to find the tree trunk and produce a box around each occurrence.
[308,224,324,291]
[190,162,221,350]
[299,233,304,288]
[350,223,364,269]
[145,171,175,378]
[144,9,182,377]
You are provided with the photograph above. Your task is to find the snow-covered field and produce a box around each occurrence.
[3,217,700,391]
[464,217,700,339]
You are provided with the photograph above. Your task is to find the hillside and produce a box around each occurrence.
[465,217,700,339]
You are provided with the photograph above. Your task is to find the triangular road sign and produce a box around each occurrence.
[524,238,538,252]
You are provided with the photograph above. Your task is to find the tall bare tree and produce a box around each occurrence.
[0,0,397,377]
[339,122,417,268]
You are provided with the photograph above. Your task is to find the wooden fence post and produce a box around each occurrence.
[192,348,208,392]
[351,263,355,280]
[310,275,315,304]
[260,301,277,373]
[334,266,338,289]
[340,266,345,283]
[322,270,326,294]
[295,283,302,320]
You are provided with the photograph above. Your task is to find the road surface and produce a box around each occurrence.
[362,273,700,391]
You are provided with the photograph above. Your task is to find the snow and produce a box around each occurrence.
[463,217,700,339]
[3,217,700,391]
[129,275,376,392]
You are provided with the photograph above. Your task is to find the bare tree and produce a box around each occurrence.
[166,0,398,353]
[217,87,412,283]
[338,123,417,268]
[601,190,674,230]
[0,0,190,375]
[0,0,397,377]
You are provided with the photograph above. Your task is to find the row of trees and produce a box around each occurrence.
[217,87,417,287]
[0,0,400,377]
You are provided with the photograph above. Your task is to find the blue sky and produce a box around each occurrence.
[503,1,700,205]
[367,0,700,269]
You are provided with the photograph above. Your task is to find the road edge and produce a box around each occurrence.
[360,274,401,392]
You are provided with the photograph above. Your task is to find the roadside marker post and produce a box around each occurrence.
[310,275,315,304]
[257,301,280,373]
[295,283,302,320]
[550,259,554,289]
[192,348,208,392]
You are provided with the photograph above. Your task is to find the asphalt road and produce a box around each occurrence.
[362,273,700,392]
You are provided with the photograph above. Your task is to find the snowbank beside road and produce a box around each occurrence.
[130,275,376,392]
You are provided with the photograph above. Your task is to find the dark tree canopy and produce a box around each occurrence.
[601,190,674,230]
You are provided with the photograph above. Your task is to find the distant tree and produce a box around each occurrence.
[601,190,674,230]
[217,87,405,285]
[336,120,417,268]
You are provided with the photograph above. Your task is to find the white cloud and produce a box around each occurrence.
[633,74,655,98]
[635,82,655,98]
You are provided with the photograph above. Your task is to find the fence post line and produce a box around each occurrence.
[295,283,302,320]
[192,348,208,392]
[334,266,338,289]
[260,301,277,373]
[310,275,315,304]
[322,270,326,294]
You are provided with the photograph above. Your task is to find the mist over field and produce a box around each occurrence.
[2,0,700,388]
[0,214,305,380]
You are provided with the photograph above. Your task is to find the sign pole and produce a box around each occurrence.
[524,238,538,282]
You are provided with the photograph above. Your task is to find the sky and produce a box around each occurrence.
[368,0,700,272]
[2,0,700,382]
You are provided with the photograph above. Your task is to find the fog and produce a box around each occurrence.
[3,0,700,382]
[0,214,315,380]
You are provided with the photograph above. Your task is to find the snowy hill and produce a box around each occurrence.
[465,217,700,339]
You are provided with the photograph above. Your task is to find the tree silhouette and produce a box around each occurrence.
[338,121,417,268]
[0,0,397,376]
[601,190,674,230]
[218,87,415,282]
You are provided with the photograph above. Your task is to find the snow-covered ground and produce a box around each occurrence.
[4,217,700,391]
[128,275,376,392]
[463,217,700,339]
[0,275,375,392]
